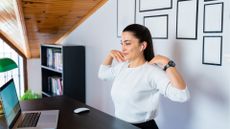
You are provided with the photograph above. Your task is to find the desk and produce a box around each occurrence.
[0,96,139,129]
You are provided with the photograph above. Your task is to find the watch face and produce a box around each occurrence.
[163,60,176,71]
[168,61,176,67]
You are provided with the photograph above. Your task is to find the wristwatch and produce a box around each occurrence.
[163,60,176,71]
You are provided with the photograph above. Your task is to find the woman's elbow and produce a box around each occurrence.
[177,93,190,102]
[98,72,106,81]
[172,91,190,102]
[167,86,190,102]
[98,72,113,81]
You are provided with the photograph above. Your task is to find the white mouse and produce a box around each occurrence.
[74,107,90,114]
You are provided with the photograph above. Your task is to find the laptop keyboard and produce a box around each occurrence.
[18,112,41,127]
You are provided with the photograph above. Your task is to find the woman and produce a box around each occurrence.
[98,24,190,129]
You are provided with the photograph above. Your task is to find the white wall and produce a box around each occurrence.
[28,0,230,129]
[27,59,41,94]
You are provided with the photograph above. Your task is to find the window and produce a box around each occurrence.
[0,38,24,97]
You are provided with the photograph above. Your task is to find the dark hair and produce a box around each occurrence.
[122,24,154,61]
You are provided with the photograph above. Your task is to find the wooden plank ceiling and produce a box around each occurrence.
[0,0,30,57]
[0,0,108,58]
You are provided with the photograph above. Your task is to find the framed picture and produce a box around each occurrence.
[117,0,136,37]
[203,2,224,33]
[139,0,172,12]
[144,15,168,39]
[176,0,198,40]
[202,36,222,66]
[204,0,217,1]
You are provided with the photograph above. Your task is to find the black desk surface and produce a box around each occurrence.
[0,96,139,129]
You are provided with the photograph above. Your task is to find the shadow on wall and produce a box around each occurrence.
[183,72,228,129]
[158,41,229,129]
[157,40,192,129]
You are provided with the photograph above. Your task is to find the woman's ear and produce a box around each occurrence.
[140,42,147,52]
[142,42,147,51]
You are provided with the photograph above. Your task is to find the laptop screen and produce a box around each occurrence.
[0,79,21,128]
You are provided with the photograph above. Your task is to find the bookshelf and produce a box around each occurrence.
[41,44,85,103]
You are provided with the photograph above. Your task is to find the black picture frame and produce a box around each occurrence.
[204,0,217,2]
[202,36,222,66]
[143,15,168,39]
[176,0,199,40]
[139,0,172,12]
[203,2,224,33]
[117,0,136,37]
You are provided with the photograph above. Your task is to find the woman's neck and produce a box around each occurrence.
[128,57,146,68]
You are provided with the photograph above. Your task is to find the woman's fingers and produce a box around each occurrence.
[148,55,169,66]
[116,52,125,62]
[114,53,124,62]
[110,50,125,62]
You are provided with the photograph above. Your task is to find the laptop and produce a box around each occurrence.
[0,79,59,129]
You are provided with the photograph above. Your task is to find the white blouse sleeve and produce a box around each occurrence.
[98,63,124,81]
[165,85,190,102]
[150,66,190,102]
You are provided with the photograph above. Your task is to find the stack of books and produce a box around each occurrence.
[48,76,63,95]
[47,48,62,71]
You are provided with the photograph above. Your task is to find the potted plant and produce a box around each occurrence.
[20,90,42,101]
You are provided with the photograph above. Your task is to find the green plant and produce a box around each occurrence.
[20,90,42,101]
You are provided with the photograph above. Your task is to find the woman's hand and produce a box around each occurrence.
[149,55,186,89]
[103,50,125,65]
[109,50,125,62]
[148,55,170,68]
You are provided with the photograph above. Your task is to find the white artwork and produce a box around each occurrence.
[139,0,172,12]
[204,0,217,2]
[204,2,223,33]
[176,0,198,39]
[203,36,222,65]
[144,15,168,39]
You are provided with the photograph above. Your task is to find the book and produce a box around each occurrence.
[47,48,53,67]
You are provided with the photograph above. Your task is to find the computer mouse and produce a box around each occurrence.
[74,107,90,114]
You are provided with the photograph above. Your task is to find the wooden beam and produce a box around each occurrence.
[15,0,31,58]
[0,30,26,58]
[23,58,28,91]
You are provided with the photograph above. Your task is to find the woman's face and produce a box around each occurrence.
[121,31,143,61]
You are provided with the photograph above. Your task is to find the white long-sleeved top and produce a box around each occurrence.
[98,62,190,123]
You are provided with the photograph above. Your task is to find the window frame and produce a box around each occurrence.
[0,32,28,93]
